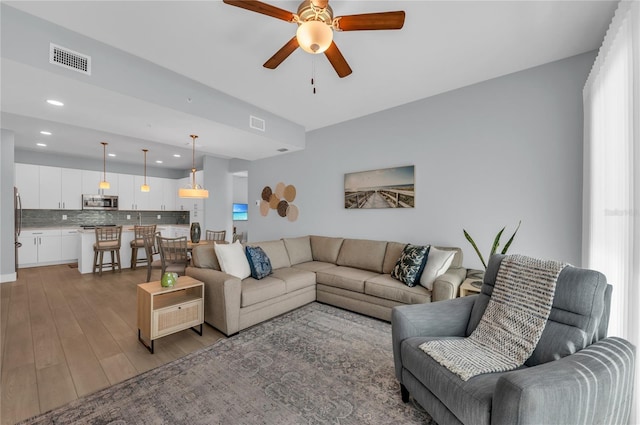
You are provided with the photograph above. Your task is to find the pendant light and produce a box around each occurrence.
[140,149,150,192]
[178,134,209,198]
[99,142,110,189]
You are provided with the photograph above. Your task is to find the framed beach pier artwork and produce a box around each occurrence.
[344,165,415,209]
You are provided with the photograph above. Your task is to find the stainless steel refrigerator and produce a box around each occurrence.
[14,187,22,275]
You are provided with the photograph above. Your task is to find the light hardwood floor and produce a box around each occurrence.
[0,264,224,425]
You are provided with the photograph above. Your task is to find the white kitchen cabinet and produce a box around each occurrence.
[15,163,40,209]
[148,177,176,211]
[39,166,62,209]
[134,175,150,210]
[61,169,82,209]
[148,176,164,210]
[118,174,136,210]
[82,170,102,195]
[17,229,63,267]
[18,234,38,265]
[39,166,82,210]
[163,179,176,211]
[60,229,79,262]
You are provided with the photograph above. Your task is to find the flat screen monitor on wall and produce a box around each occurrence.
[233,203,248,221]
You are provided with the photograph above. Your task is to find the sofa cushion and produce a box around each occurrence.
[292,261,338,273]
[245,246,272,280]
[383,242,407,274]
[241,276,286,307]
[420,247,456,290]
[336,238,387,273]
[215,241,251,279]
[271,267,316,293]
[365,274,431,304]
[310,236,344,263]
[191,244,221,270]
[251,240,291,270]
[401,336,506,425]
[316,266,380,293]
[283,236,313,265]
[434,245,464,269]
[391,245,430,287]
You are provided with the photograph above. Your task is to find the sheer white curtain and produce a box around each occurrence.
[583,1,639,422]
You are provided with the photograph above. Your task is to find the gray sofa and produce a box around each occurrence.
[392,254,636,425]
[186,235,466,336]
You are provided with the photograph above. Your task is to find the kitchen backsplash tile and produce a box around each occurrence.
[22,210,190,228]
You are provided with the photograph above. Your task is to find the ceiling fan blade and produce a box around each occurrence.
[223,0,295,22]
[324,41,352,78]
[334,11,405,31]
[264,36,300,69]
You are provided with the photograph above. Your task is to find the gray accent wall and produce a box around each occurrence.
[1,130,16,282]
[247,52,596,270]
[203,155,233,241]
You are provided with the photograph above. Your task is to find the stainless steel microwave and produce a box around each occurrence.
[82,194,119,210]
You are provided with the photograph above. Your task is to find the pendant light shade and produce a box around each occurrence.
[178,134,209,199]
[99,142,110,190]
[140,149,150,192]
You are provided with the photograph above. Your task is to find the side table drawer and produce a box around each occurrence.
[152,299,203,339]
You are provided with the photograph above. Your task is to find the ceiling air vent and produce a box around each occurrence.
[49,43,91,75]
[249,115,266,132]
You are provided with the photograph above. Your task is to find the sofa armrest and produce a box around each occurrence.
[493,337,635,425]
[432,267,467,301]
[185,267,242,336]
[392,296,476,381]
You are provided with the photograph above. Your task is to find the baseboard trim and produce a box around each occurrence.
[1,272,17,283]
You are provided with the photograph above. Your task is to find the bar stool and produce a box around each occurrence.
[93,226,122,276]
[205,230,226,242]
[130,224,157,269]
[157,235,189,276]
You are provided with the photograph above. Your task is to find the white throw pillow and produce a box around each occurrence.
[420,247,456,290]
[214,241,251,279]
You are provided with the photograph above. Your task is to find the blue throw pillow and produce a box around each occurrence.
[245,246,272,280]
[391,244,430,287]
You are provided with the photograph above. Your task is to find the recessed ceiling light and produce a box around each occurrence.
[46,99,64,106]
[155,160,163,164]
[37,143,47,147]
[108,153,116,157]
[173,154,181,158]
[40,131,52,135]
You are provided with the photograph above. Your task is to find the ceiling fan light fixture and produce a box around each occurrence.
[296,20,333,54]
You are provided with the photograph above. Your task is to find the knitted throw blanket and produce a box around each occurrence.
[419,255,566,381]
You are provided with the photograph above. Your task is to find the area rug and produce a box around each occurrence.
[21,302,436,424]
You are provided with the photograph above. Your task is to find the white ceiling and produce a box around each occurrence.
[1,0,617,170]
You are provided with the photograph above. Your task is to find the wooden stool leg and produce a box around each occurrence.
[116,249,121,272]
[99,251,104,276]
[93,249,98,274]
[131,247,137,270]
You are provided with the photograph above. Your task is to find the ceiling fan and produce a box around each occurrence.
[223,0,405,78]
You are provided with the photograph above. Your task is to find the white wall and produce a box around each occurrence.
[248,52,596,270]
[203,155,233,240]
[1,130,16,282]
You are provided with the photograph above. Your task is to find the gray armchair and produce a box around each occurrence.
[392,254,635,425]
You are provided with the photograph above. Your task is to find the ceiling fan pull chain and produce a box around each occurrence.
[311,57,317,94]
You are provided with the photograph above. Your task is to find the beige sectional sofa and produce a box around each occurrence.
[185,235,466,336]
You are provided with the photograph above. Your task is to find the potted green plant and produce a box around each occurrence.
[463,221,521,275]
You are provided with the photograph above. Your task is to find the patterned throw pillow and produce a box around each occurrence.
[245,246,273,280]
[391,244,430,287]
